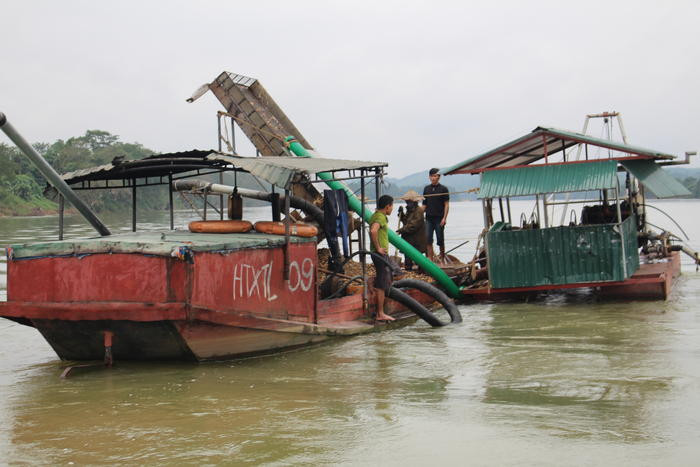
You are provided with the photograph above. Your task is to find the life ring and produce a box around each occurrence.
[188,220,253,234]
[254,221,318,238]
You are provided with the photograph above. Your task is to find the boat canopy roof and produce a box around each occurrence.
[444,126,676,175]
[478,160,617,199]
[620,159,690,198]
[58,150,387,190]
[477,158,691,199]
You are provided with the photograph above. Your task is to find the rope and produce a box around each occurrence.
[178,192,203,218]
[360,187,480,204]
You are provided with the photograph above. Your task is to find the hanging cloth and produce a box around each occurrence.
[323,189,351,259]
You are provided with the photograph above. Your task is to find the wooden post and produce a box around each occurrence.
[131,180,137,232]
[284,187,291,281]
[58,194,64,240]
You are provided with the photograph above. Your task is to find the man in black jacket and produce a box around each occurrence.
[422,168,449,262]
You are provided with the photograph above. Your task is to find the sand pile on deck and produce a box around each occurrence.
[317,248,432,285]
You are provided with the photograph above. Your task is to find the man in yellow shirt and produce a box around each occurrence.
[369,195,396,322]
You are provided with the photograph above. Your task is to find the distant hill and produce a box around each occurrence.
[665,167,700,180]
[385,169,480,201]
[385,165,700,200]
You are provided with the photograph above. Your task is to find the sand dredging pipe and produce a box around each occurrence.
[284,136,462,299]
[0,112,111,236]
[171,180,325,225]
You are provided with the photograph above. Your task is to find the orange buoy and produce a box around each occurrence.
[253,221,318,238]
[188,220,253,234]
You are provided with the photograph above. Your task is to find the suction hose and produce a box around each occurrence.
[365,252,461,327]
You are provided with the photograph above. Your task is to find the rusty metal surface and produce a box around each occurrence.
[445,126,677,174]
[208,72,312,156]
[207,71,320,202]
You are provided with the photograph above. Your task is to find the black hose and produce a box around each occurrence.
[326,275,364,300]
[393,278,462,324]
[386,287,445,327]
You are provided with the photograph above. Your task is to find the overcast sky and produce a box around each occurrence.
[2,0,699,177]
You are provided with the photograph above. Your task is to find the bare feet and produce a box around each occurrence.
[375,313,395,322]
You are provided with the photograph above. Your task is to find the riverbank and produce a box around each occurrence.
[0,195,57,217]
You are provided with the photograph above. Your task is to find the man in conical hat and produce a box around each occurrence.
[397,190,427,271]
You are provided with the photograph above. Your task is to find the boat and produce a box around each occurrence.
[0,73,462,364]
[444,113,699,301]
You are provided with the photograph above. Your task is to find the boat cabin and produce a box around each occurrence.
[445,126,691,292]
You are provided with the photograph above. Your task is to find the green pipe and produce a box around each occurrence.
[285,136,462,298]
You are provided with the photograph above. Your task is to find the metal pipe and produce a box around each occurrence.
[219,172,224,220]
[615,184,628,278]
[168,173,174,230]
[375,167,381,202]
[542,196,549,227]
[0,112,111,236]
[58,195,64,240]
[284,188,291,281]
[506,197,512,224]
[171,180,324,225]
[360,170,367,315]
[131,180,137,232]
[658,151,696,167]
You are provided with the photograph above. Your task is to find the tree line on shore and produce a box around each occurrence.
[2,130,699,216]
[0,130,165,216]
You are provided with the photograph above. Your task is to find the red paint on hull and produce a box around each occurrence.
[0,242,439,361]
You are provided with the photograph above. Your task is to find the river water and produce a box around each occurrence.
[1,200,699,465]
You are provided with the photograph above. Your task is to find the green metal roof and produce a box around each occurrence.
[8,231,314,260]
[445,126,677,174]
[620,160,691,199]
[478,160,617,199]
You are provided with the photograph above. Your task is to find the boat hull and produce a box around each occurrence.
[461,251,682,301]
[1,293,431,362]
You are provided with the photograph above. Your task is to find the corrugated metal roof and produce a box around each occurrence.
[58,151,387,189]
[621,159,691,199]
[478,160,617,199]
[208,154,387,189]
[445,126,677,174]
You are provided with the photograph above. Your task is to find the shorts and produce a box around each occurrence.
[371,253,392,296]
[426,216,445,247]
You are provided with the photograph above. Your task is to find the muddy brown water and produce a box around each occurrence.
[1,201,699,465]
